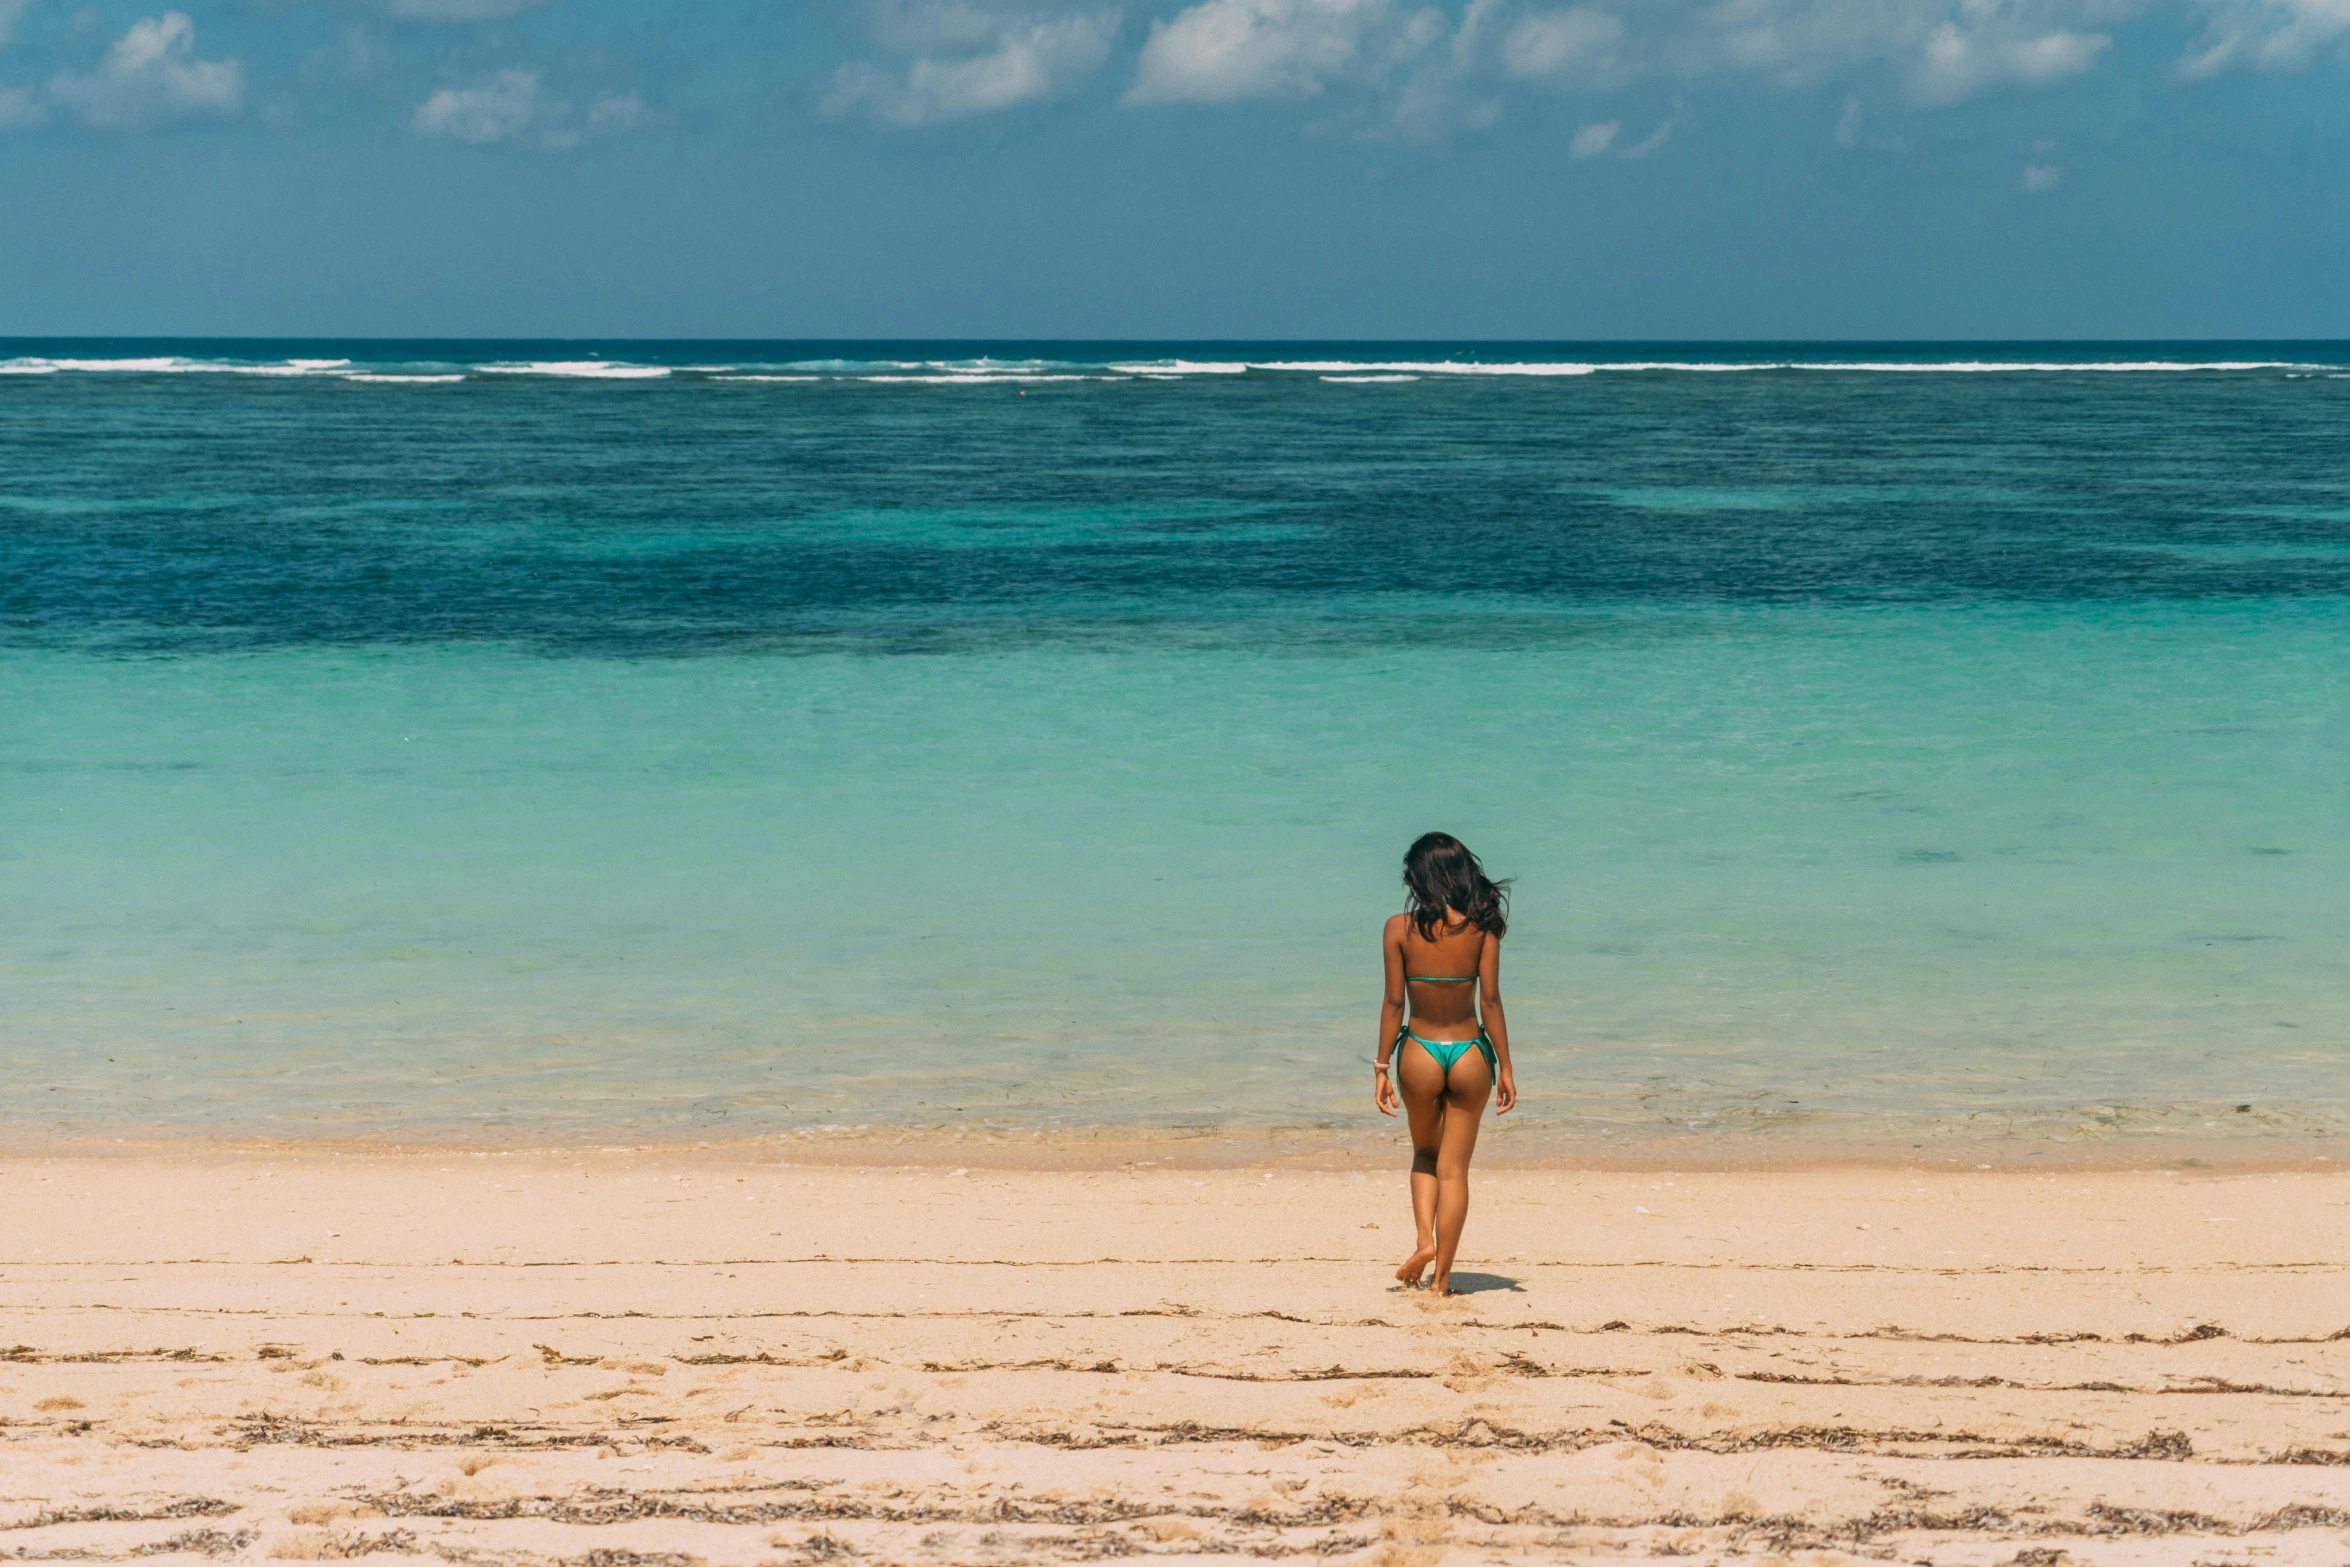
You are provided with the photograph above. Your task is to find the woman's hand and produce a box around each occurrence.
[1374,1066,1400,1117]
[1495,1067,1517,1114]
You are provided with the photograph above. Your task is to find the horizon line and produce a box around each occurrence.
[7,334,2350,347]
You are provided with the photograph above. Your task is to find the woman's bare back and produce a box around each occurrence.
[1392,915,1488,1037]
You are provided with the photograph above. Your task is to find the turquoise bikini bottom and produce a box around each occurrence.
[1400,1027,1498,1077]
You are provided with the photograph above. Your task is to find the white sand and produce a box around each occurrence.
[3,1153,2347,1565]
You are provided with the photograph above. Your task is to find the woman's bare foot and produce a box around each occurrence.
[1394,1245,1436,1287]
[1429,1272,1454,1296]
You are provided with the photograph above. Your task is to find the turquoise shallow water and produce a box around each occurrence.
[4,341,2347,1149]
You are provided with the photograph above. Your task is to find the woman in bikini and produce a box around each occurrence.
[1373,832,1517,1295]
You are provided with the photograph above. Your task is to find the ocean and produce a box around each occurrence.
[4,340,2346,1155]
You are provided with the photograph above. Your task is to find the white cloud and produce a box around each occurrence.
[831,0,2146,138]
[1128,0,2126,129]
[0,85,43,127]
[1091,0,2133,130]
[413,71,652,146]
[47,12,242,128]
[1501,0,2126,125]
[903,13,1117,113]
[1708,0,1926,80]
[1451,0,1504,62]
[1695,0,2116,103]
[1562,113,1670,156]
[413,68,538,141]
[0,0,31,49]
[828,11,1117,121]
[1357,0,1513,138]
[2180,0,2350,75]
[1502,7,1621,76]
[1911,15,2107,103]
[2020,160,2062,188]
[1127,0,1396,103]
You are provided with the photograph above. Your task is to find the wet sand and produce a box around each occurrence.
[3,1152,2347,1565]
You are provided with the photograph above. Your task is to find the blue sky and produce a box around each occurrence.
[0,0,2345,337]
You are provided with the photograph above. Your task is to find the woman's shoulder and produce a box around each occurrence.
[1383,911,1413,940]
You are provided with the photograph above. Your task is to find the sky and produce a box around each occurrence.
[0,0,2346,338]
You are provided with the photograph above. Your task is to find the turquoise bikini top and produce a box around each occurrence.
[1407,975,1475,983]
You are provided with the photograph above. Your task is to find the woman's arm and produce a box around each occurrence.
[1480,934,1516,1113]
[1374,916,1407,1116]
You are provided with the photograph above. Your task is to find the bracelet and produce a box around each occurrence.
[1371,1059,1392,1074]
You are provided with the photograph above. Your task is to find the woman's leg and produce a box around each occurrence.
[1395,1040,1449,1285]
[1430,1053,1492,1295]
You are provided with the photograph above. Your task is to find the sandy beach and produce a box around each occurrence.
[3,1151,2347,1566]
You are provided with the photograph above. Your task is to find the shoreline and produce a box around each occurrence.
[3,1123,2339,1173]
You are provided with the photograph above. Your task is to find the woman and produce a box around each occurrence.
[1373,832,1517,1294]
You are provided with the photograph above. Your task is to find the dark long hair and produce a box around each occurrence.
[1403,832,1510,940]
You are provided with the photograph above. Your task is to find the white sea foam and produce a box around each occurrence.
[754,358,1096,380]
[856,373,1097,384]
[0,352,2326,383]
[778,360,927,373]
[1258,360,1600,376]
[1106,360,1250,375]
[342,373,465,384]
[475,361,672,379]
[1,357,189,374]
[2,356,358,376]
[1320,373,1419,383]
[225,358,357,376]
[1765,360,2308,373]
[1258,358,2315,375]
